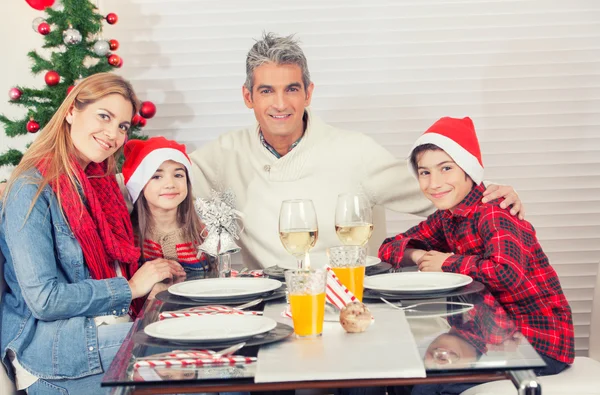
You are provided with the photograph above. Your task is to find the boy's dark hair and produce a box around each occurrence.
[409,143,443,173]
[410,143,472,183]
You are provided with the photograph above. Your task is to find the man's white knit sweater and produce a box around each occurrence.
[190,109,433,269]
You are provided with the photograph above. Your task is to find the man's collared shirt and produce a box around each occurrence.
[259,131,303,159]
[379,183,574,364]
[259,112,308,158]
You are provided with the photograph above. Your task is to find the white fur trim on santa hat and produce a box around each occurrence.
[408,133,484,184]
[126,147,193,203]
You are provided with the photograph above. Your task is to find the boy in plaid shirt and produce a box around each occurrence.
[380,116,574,395]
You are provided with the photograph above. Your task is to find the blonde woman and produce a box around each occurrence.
[0,73,185,395]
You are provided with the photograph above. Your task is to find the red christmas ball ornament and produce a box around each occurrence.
[26,0,55,11]
[131,114,142,126]
[9,88,22,101]
[27,119,40,133]
[106,13,118,25]
[107,54,121,67]
[109,39,119,51]
[38,22,51,35]
[116,57,123,68]
[137,117,147,127]
[66,85,74,95]
[45,70,60,86]
[139,101,157,119]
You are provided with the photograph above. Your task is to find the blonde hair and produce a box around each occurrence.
[3,73,140,215]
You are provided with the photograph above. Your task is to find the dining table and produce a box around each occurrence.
[101,263,545,395]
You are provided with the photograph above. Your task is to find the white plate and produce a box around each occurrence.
[277,252,381,270]
[364,272,473,294]
[144,315,277,342]
[168,278,282,300]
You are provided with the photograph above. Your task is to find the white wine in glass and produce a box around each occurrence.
[335,223,373,246]
[279,229,319,257]
[335,193,373,246]
[279,199,319,269]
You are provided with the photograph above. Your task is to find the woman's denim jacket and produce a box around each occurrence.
[0,170,132,380]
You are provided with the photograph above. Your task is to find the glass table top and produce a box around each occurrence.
[102,270,546,390]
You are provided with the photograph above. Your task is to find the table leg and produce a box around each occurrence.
[508,369,541,395]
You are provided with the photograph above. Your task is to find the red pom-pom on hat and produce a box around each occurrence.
[122,136,192,203]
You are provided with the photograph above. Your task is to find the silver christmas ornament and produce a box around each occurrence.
[63,27,82,45]
[32,17,45,32]
[51,0,64,11]
[195,190,243,257]
[93,40,110,56]
[200,231,220,256]
[218,232,242,255]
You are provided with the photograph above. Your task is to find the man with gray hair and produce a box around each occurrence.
[189,32,522,269]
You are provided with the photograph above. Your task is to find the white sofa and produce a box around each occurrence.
[461,262,600,395]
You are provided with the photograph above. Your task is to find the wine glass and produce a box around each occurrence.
[335,193,373,246]
[279,199,319,269]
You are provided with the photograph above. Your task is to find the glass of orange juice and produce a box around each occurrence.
[327,245,367,301]
[284,269,327,338]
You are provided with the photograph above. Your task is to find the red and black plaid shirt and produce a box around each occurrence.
[379,183,574,364]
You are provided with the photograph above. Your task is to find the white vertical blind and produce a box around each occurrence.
[102,0,600,356]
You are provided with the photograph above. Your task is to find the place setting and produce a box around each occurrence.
[140,275,294,350]
[362,271,485,301]
[155,277,288,306]
[132,310,288,381]
[136,291,294,349]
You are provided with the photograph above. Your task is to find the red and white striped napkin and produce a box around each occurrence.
[159,305,262,320]
[134,350,256,369]
[324,265,358,309]
[231,269,264,277]
[282,265,356,318]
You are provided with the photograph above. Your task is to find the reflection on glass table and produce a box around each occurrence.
[102,271,546,393]
[410,291,545,373]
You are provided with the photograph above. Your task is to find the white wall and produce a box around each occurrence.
[0,2,42,180]
[1,0,599,356]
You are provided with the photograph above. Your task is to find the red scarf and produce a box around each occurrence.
[37,159,143,317]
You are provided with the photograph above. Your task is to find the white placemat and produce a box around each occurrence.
[255,302,426,383]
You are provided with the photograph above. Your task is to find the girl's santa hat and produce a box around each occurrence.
[408,116,484,184]
[122,136,193,203]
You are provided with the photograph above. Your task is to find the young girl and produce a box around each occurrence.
[122,137,213,275]
[0,73,185,395]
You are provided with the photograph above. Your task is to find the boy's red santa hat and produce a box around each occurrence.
[409,116,484,184]
[122,136,193,203]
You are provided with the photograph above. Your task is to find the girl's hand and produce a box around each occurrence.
[128,258,186,299]
[417,251,454,272]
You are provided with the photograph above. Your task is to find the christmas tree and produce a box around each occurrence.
[0,0,153,168]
